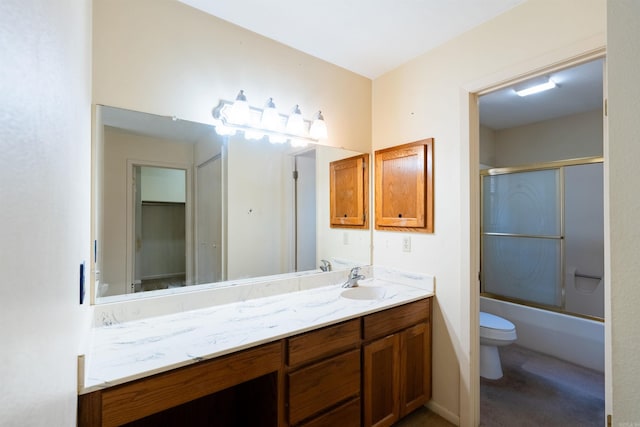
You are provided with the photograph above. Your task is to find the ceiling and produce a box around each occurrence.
[101,106,216,144]
[479,58,604,130]
[177,0,526,79]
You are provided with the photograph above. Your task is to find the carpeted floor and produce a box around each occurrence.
[393,344,604,426]
[480,344,605,426]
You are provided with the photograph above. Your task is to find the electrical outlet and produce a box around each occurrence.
[402,236,411,252]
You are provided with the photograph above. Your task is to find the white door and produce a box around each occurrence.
[295,151,317,272]
[197,156,223,283]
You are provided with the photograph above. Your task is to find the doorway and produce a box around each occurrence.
[128,163,191,293]
[474,55,606,425]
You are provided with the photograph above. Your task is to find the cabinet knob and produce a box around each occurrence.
[344,214,347,217]
[398,213,403,218]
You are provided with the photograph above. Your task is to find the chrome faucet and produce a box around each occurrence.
[342,267,365,288]
[319,259,332,272]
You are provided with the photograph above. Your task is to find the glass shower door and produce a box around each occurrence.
[481,169,562,307]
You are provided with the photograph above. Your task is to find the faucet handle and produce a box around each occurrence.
[349,266,361,277]
[320,259,332,272]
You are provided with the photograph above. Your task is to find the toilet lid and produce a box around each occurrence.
[480,312,515,331]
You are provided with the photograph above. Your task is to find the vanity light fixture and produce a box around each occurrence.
[211,90,328,146]
[515,78,557,97]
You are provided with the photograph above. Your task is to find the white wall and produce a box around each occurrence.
[372,0,605,424]
[493,109,603,166]
[606,0,640,423]
[0,0,91,425]
[140,167,186,203]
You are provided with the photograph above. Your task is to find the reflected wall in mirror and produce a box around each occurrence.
[94,105,371,302]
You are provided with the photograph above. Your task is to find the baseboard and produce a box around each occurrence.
[426,400,460,426]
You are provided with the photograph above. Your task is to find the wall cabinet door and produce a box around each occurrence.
[375,139,434,233]
[329,153,369,228]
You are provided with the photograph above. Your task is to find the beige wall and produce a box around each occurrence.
[371,0,606,424]
[479,125,496,167]
[493,109,603,167]
[0,0,92,425]
[226,136,292,279]
[607,0,640,423]
[92,0,371,154]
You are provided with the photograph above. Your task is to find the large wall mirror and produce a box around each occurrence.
[93,105,371,302]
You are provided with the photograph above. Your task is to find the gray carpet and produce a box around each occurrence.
[481,344,605,426]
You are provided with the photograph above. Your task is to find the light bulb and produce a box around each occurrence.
[261,98,281,131]
[310,111,328,140]
[286,105,305,135]
[228,90,250,124]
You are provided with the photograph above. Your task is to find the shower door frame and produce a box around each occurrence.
[480,156,604,321]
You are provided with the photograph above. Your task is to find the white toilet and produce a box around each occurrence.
[479,312,517,380]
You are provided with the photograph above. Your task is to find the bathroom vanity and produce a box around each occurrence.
[78,270,434,427]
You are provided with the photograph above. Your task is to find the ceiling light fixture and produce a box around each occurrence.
[515,78,557,97]
[211,90,328,146]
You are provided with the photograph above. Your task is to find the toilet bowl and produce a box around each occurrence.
[480,312,517,379]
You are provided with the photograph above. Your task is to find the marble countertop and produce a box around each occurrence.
[81,276,433,394]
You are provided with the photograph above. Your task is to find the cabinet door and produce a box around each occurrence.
[400,322,431,416]
[363,334,400,427]
[329,154,369,228]
[374,139,434,233]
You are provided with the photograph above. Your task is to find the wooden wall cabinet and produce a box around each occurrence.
[375,139,434,233]
[362,299,432,427]
[329,153,369,228]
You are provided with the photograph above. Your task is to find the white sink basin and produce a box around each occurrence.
[340,286,386,300]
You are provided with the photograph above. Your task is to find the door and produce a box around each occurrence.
[295,151,317,272]
[197,156,223,283]
[363,334,400,427]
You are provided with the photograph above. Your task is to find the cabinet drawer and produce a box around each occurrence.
[287,319,360,367]
[288,349,361,425]
[363,299,430,341]
[300,397,361,427]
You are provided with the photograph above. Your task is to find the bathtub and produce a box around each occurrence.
[480,296,604,372]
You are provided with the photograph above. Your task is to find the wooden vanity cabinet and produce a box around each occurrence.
[362,299,432,427]
[286,319,361,427]
[329,153,369,229]
[79,298,432,427]
[374,139,434,233]
[78,342,281,427]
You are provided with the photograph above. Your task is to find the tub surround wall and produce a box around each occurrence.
[82,266,434,393]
